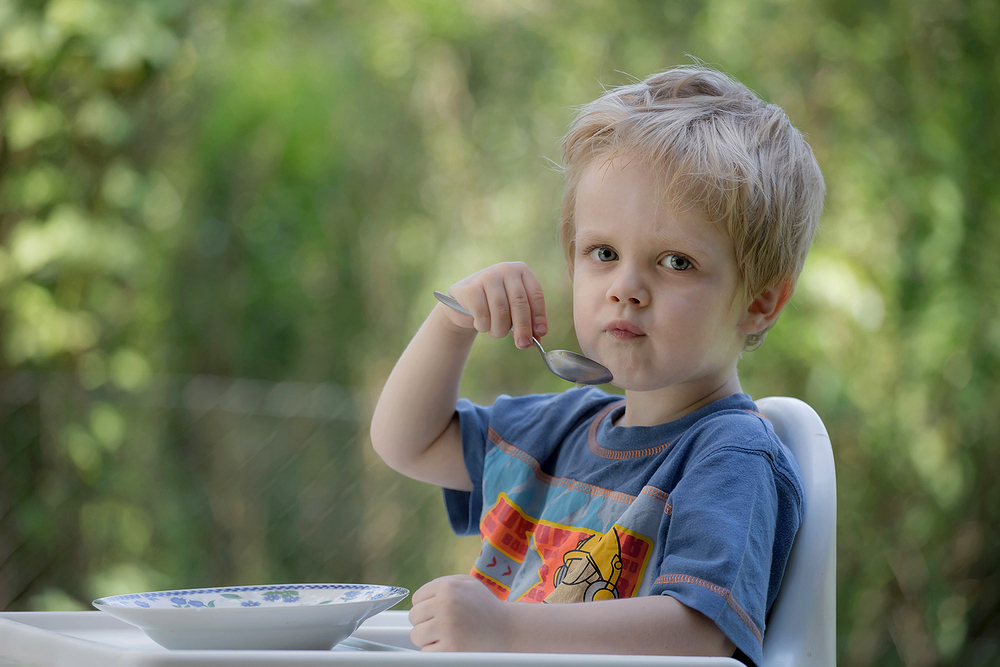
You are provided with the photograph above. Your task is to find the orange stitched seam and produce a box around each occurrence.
[585,401,673,460]
[654,574,762,645]
[487,428,637,504]
[590,441,673,459]
[639,485,669,503]
[639,486,672,514]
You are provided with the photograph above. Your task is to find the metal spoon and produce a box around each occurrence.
[433,291,613,385]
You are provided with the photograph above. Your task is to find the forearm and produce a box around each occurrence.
[369,304,476,488]
[506,596,734,657]
[409,575,735,656]
[371,262,548,490]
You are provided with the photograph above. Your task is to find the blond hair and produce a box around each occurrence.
[560,66,825,343]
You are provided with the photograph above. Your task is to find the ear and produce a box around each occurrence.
[739,277,795,336]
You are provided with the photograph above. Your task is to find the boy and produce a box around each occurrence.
[370,65,825,666]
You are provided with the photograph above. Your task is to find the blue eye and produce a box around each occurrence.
[589,247,618,262]
[663,254,692,271]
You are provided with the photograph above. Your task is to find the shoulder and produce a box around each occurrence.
[681,395,805,506]
[683,394,778,456]
[490,386,622,432]
[456,388,621,465]
[472,387,621,455]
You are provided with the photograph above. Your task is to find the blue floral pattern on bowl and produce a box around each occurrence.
[93,583,408,611]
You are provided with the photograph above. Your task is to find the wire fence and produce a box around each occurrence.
[0,372,470,611]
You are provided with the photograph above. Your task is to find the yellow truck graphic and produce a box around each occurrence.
[545,529,623,603]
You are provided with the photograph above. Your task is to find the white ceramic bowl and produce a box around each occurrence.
[92,583,408,650]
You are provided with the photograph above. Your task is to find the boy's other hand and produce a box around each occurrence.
[442,262,547,350]
[408,575,512,652]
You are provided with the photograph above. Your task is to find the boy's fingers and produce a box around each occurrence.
[504,274,534,349]
[408,617,438,650]
[407,600,433,627]
[459,285,490,334]
[450,263,543,341]
[482,274,512,338]
[521,270,547,338]
[410,581,436,606]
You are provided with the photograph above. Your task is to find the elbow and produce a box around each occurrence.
[368,422,412,474]
[368,422,394,467]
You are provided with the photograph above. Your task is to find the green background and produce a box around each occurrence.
[1,1,997,665]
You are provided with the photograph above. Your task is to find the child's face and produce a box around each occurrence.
[571,157,750,394]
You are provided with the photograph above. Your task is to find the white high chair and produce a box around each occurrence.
[756,396,837,667]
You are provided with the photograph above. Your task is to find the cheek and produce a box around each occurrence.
[572,293,600,354]
[573,280,602,324]
[571,279,587,316]
[572,301,593,338]
[660,292,736,345]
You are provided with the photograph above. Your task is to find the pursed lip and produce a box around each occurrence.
[605,319,646,340]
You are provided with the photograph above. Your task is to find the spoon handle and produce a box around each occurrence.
[433,291,473,317]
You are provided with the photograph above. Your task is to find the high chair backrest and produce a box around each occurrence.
[756,397,837,667]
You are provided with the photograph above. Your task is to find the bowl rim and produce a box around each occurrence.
[92,582,409,610]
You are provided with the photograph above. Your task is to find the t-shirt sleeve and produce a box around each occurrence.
[442,398,492,536]
[650,446,798,667]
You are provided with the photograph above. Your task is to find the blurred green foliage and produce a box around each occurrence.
[1,0,998,665]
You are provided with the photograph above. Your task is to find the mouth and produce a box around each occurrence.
[605,320,646,341]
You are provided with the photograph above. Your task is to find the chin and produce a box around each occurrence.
[600,361,667,393]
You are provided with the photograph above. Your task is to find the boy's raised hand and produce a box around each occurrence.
[440,262,548,350]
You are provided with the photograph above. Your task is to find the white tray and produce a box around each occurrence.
[0,611,742,666]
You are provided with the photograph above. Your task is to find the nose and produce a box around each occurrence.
[607,265,650,307]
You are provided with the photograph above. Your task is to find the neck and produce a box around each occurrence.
[617,372,743,427]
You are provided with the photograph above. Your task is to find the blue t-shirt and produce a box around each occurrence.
[443,387,804,667]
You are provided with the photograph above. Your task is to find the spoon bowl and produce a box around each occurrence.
[433,291,613,385]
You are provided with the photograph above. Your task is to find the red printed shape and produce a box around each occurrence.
[614,529,653,598]
[471,570,510,601]
[479,494,538,563]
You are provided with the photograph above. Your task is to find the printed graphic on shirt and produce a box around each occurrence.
[471,493,653,603]
[544,528,621,603]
